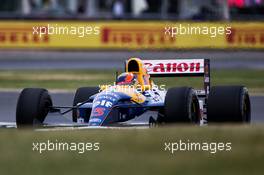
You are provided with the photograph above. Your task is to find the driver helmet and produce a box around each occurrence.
[116,72,138,86]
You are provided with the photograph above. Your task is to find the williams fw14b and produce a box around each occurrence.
[16,58,251,128]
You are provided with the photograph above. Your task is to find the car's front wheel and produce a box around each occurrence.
[16,88,52,128]
[72,87,100,122]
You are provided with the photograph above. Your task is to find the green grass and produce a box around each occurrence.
[0,69,263,94]
[0,125,263,175]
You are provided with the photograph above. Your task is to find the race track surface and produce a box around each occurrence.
[0,91,263,123]
[0,50,264,70]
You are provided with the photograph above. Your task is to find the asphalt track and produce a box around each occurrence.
[0,50,264,70]
[0,91,263,123]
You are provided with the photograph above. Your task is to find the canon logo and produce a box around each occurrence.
[144,62,201,73]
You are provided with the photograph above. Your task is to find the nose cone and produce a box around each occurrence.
[88,91,124,126]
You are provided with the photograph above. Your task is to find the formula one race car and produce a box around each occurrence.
[16,58,251,128]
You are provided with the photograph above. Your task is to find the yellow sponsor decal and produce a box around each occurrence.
[112,85,146,104]
[0,21,263,49]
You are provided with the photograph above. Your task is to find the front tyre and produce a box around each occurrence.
[72,87,100,122]
[207,86,251,123]
[16,88,52,128]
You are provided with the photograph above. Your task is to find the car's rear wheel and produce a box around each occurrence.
[207,86,251,123]
[162,87,200,123]
[16,88,52,128]
[72,87,99,122]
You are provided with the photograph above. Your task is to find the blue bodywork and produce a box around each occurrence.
[78,91,163,126]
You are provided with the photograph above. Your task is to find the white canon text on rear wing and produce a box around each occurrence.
[142,59,210,96]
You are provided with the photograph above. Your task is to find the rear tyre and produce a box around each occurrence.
[163,87,200,123]
[72,87,99,122]
[16,88,52,128]
[207,86,251,123]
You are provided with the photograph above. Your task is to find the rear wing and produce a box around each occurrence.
[142,59,210,96]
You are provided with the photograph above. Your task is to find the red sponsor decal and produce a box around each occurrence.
[101,27,175,46]
[0,27,49,44]
[92,107,105,117]
[226,28,264,46]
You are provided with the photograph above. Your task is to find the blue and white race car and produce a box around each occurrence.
[16,58,251,128]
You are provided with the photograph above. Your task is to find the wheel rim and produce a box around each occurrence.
[242,93,251,122]
[190,96,200,123]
